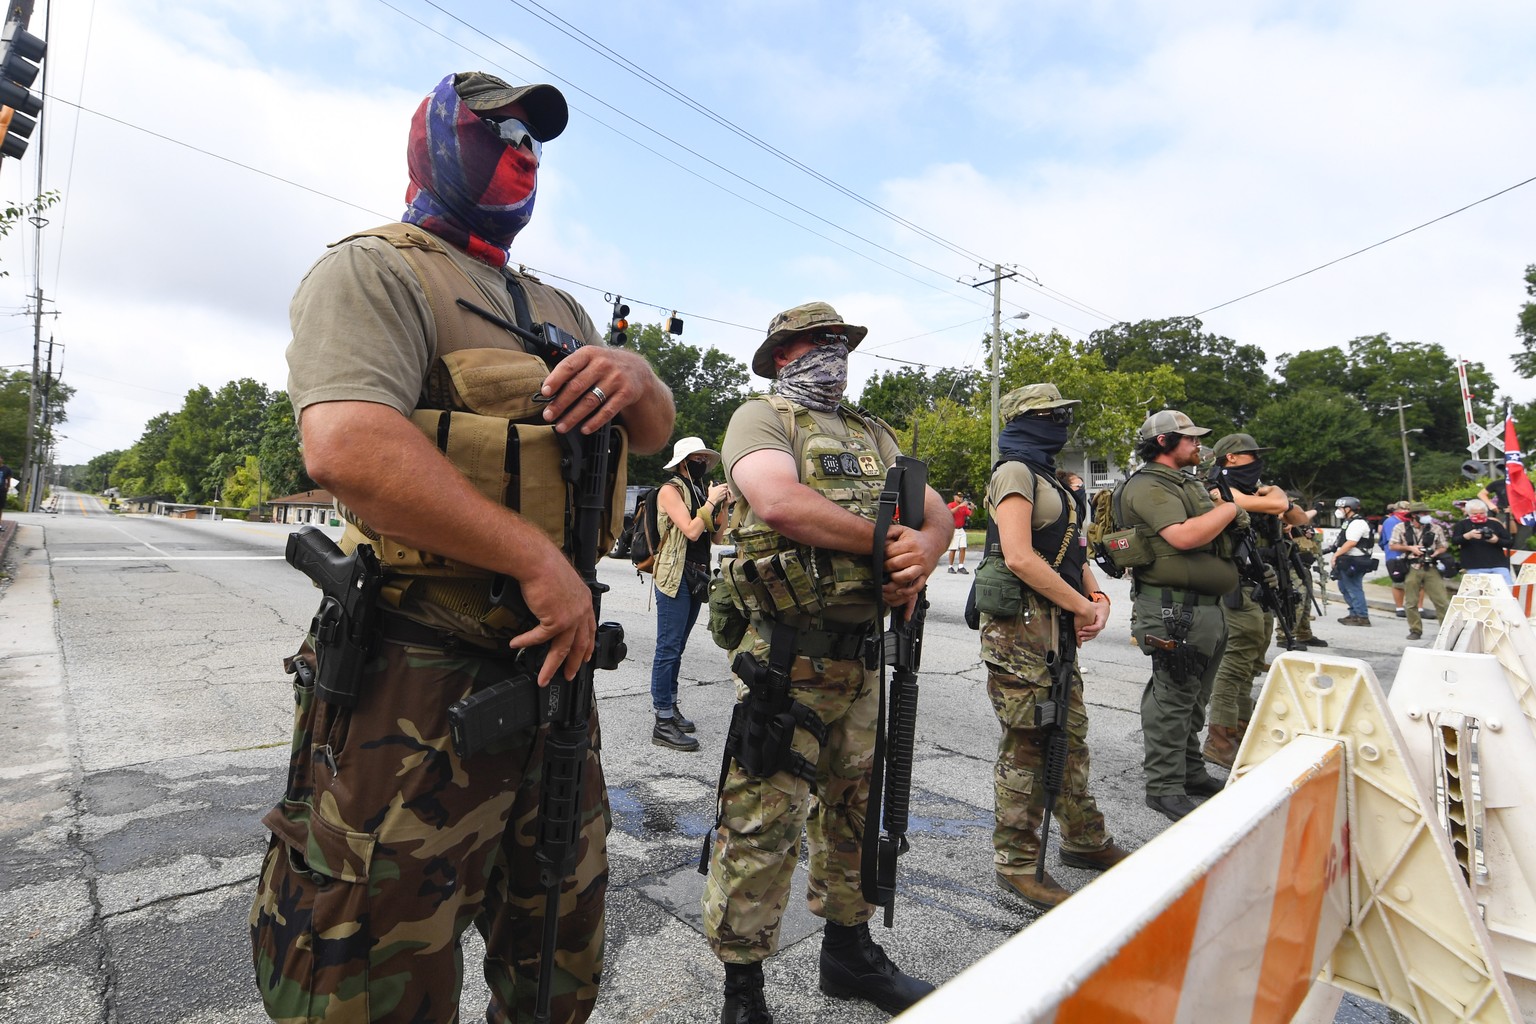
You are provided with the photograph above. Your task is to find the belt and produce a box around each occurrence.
[377,611,521,660]
[1132,586,1222,607]
[749,615,871,661]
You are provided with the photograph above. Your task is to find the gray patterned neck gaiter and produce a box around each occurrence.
[771,342,848,413]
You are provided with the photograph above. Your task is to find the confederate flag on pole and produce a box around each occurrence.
[1507,413,1536,527]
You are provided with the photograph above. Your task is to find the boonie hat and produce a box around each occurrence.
[1138,409,1212,441]
[454,72,569,141]
[1211,432,1273,463]
[663,436,720,472]
[999,383,1080,422]
[752,301,867,379]
[1393,500,1411,512]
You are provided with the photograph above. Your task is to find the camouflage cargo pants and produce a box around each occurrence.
[1208,590,1271,728]
[986,661,1110,873]
[249,640,609,1024]
[1403,565,1451,633]
[702,627,877,964]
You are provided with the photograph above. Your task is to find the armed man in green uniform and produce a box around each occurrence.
[1119,410,1240,822]
[1201,433,1311,769]
[701,301,950,1023]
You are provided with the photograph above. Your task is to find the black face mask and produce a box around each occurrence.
[998,415,1070,471]
[1221,460,1264,494]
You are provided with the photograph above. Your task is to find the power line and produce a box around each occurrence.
[1191,173,1536,318]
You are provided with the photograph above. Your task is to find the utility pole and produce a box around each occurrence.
[1395,397,1415,502]
[970,264,1019,467]
[21,283,41,508]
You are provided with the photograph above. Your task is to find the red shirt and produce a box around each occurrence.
[949,501,973,529]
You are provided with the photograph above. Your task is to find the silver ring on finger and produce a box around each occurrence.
[589,385,607,404]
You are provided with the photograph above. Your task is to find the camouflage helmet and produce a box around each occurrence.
[752,301,867,379]
[999,383,1079,422]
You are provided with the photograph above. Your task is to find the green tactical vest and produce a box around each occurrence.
[333,223,628,639]
[1120,463,1239,596]
[721,396,893,625]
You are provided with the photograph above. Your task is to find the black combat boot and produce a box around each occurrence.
[653,714,700,751]
[671,702,696,733]
[818,921,934,1014]
[721,962,772,1024]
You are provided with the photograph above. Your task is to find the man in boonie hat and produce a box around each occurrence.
[1200,431,1315,772]
[1118,411,1240,823]
[252,70,678,1024]
[703,301,949,1020]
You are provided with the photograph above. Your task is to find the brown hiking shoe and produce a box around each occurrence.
[1202,724,1240,769]
[1059,842,1132,872]
[997,869,1071,910]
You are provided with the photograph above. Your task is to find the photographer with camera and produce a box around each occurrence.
[1390,504,1451,641]
[1328,497,1376,626]
[947,490,977,573]
[1453,499,1514,586]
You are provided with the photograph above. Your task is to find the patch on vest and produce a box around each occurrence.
[820,452,873,477]
[858,454,879,476]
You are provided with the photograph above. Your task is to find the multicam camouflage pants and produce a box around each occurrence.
[1208,590,1272,729]
[249,640,609,1024]
[701,625,877,964]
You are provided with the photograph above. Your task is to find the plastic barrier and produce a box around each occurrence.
[897,652,1523,1023]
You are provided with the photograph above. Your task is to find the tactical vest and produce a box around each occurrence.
[972,462,1083,620]
[721,396,893,625]
[333,223,627,638]
[1122,463,1238,595]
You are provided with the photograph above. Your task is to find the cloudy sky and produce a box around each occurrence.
[2,0,1533,467]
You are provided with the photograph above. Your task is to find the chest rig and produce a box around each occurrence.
[335,223,627,638]
[722,397,894,623]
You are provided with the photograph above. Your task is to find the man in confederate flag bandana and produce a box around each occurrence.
[250,72,674,1024]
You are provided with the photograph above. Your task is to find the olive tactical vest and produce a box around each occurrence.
[1120,463,1239,595]
[721,396,894,624]
[334,223,627,638]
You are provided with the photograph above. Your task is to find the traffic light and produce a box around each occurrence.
[1462,459,1488,481]
[609,298,630,347]
[665,311,684,336]
[0,21,45,161]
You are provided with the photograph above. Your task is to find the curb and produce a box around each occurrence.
[0,519,17,564]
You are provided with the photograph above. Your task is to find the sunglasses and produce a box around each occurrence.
[482,117,541,160]
[1031,406,1075,426]
[809,330,850,346]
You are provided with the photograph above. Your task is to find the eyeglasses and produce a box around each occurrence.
[809,331,850,347]
[481,117,541,161]
[1031,406,1075,426]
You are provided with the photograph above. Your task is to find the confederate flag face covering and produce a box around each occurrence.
[402,74,538,268]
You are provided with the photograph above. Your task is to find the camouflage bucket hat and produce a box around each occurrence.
[1211,432,1273,463]
[752,301,867,378]
[999,383,1080,422]
[453,72,569,141]
[1138,409,1212,441]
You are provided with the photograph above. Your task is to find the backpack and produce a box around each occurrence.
[1084,482,1154,578]
[626,485,663,574]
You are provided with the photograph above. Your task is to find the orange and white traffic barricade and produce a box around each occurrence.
[896,652,1526,1024]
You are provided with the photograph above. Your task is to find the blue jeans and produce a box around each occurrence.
[1336,559,1370,618]
[1465,566,1515,587]
[651,582,703,715]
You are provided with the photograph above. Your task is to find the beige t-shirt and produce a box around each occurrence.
[721,399,901,484]
[984,462,1064,533]
[285,233,600,417]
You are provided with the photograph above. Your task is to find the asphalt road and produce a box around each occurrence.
[0,491,1413,1023]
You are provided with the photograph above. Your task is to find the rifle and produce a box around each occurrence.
[1256,515,1300,652]
[1034,604,1077,884]
[1209,469,1285,627]
[285,526,384,708]
[861,455,928,927]
[531,424,627,1024]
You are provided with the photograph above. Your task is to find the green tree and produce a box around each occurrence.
[627,323,750,484]
[1246,390,1398,505]
[1090,317,1273,436]
[0,192,59,278]
[856,366,983,432]
[114,412,177,498]
[1513,264,1536,378]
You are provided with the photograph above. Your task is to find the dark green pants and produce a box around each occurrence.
[1208,591,1270,728]
[1131,590,1227,796]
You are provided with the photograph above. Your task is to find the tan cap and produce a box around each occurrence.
[1138,409,1212,441]
[453,72,569,141]
[662,436,720,472]
[752,301,867,378]
[999,383,1079,422]
[1211,432,1272,463]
